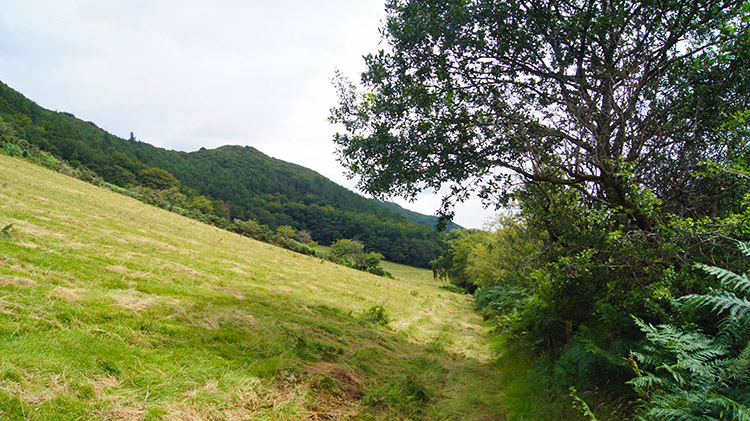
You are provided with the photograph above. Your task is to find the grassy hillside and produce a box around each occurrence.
[0,81,445,268]
[0,154,528,419]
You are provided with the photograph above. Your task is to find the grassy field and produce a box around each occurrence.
[0,154,582,419]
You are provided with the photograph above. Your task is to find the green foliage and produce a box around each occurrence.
[431,216,543,294]
[329,239,390,276]
[330,0,749,414]
[331,0,749,228]
[330,238,365,263]
[438,284,467,295]
[189,195,214,214]
[430,229,487,291]
[629,242,750,420]
[467,217,544,288]
[569,387,599,421]
[137,168,180,190]
[362,251,384,271]
[629,319,749,420]
[690,257,750,322]
[0,223,13,239]
[362,305,390,326]
[474,284,527,321]
[276,225,296,239]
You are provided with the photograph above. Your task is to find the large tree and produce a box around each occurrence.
[331,0,750,228]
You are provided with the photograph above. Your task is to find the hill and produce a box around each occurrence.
[374,200,463,232]
[0,81,445,267]
[0,153,512,419]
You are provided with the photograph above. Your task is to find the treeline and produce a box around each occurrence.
[0,82,444,267]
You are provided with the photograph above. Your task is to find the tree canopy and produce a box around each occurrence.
[138,167,180,190]
[331,0,750,227]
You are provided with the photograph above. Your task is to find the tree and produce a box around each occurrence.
[430,229,486,290]
[331,0,750,228]
[276,225,297,239]
[137,168,180,190]
[294,229,313,244]
[187,195,212,214]
[466,216,543,288]
[330,238,366,265]
[362,251,385,271]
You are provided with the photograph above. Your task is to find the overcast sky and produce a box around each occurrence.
[0,1,497,229]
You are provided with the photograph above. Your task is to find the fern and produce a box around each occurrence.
[629,242,750,420]
[569,387,599,421]
[688,262,750,322]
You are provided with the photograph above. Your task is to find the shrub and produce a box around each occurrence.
[276,225,296,239]
[294,230,313,244]
[438,284,467,294]
[362,305,390,326]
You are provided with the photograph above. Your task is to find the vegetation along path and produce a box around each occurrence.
[0,154,528,419]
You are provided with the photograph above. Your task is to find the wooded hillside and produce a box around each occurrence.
[0,81,445,267]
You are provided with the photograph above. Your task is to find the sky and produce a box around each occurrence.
[0,1,497,229]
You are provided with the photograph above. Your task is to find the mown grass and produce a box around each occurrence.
[0,154,586,419]
[0,154,491,419]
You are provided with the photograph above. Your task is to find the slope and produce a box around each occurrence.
[374,200,464,232]
[0,154,508,419]
[0,81,444,267]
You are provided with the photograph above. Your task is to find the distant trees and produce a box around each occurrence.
[331,238,387,275]
[431,217,542,292]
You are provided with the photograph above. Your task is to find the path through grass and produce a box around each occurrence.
[0,154,517,419]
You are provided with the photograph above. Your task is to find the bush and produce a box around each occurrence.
[474,284,528,320]
[276,225,296,239]
[362,305,390,326]
[438,284,467,294]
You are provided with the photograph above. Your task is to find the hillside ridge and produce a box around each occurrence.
[0,80,448,267]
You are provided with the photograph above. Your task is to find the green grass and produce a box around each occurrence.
[0,154,584,419]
